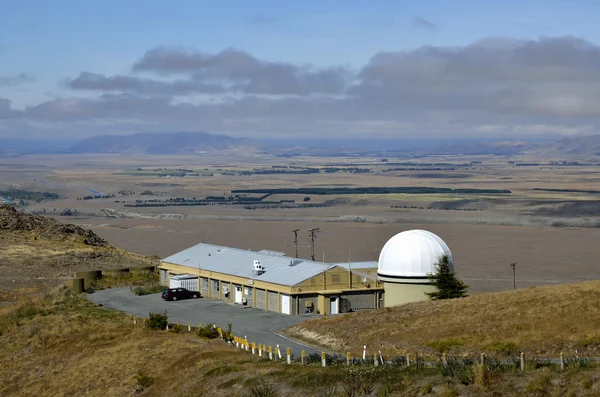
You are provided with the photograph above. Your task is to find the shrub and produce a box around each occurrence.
[169,323,183,334]
[526,368,551,395]
[135,371,155,388]
[222,323,234,342]
[426,338,464,353]
[303,196,310,202]
[147,312,168,330]
[197,324,219,339]
[485,341,519,356]
[134,285,165,296]
[248,383,277,397]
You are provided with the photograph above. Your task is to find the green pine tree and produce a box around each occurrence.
[426,255,469,300]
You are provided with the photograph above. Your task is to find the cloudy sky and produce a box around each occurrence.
[1,0,600,142]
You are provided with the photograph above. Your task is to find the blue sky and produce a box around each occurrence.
[1,0,600,140]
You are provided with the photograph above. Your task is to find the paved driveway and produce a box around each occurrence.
[88,288,321,356]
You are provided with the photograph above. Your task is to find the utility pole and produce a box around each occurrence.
[511,262,517,290]
[292,229,300,258]
[308,228,321,261]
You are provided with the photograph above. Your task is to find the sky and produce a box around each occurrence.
[1,0,600,142]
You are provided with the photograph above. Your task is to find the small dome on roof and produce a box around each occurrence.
[378,230,452,279]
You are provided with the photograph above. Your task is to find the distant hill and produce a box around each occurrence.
[526,134,600,157]
[69,132,257,154]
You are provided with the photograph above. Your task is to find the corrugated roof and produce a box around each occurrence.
[161,243,337,287]
[333,261,378,270]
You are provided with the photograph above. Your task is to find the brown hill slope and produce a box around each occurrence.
[0,204,156,290]
[287,281,600,358]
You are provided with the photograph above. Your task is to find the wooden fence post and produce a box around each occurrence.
[520,352,525,371]
[321,352,327,367]
[560,352,565,371]
[301,350,306,366]
[480,353,486,367]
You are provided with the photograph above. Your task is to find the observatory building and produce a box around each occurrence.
[377,229,453,307]
[158,229,453,315]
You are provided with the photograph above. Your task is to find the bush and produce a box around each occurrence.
[135,371,155,388]
[169,323,183,334]
[197,324,220,339]
[134,285,165,296]
[426,338,464,353]
[485,341,519,356]
[222,323,234,342]
[147,312,168,330]
[248,383,277,397]
[303,196,310,202]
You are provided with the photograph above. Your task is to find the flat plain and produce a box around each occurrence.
[2,152,599,293]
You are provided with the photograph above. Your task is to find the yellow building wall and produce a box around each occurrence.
[383,283,436,307]
[294,267,379,292]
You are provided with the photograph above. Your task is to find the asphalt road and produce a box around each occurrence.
[87,288,322,356]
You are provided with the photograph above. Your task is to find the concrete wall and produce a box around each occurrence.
[340,290,377,312]
[255,288,266,310]
[268,291,279,313]
[298,294,318,314]
[384,282,435,307]
[159,269,169,286]
[200,277,209,292]
[244,286,254,306]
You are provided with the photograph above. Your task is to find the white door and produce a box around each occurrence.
[281,294,291,315]
[235,286,243,303]
[330,297,339,315]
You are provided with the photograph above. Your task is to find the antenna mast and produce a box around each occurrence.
[291,229,300,258]
[308,228,321,261]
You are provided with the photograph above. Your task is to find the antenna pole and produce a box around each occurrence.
[348,248,352,289]
[308,228,320,261]
[292,229,300,258]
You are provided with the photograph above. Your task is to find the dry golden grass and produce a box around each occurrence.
[288,281,600,358]
[2,286,600,396]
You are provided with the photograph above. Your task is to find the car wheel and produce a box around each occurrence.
[193,294,198,299]
[172,296,177,301]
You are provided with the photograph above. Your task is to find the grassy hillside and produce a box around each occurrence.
[0,204,157,290]
[2,286,600,397]
[287,281,600,359]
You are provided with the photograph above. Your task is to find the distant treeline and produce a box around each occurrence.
[0,189,59,202]
[533,188,600,194]
[231,187,511,195]
[324,162,470,167]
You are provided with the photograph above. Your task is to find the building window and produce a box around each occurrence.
[244,287,250,295]
[212,280,219,292]
[201,278,208,291]
[331,274,340,284]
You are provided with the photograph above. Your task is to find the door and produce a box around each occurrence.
[234,286,243,303]
[281,294,291,315]
[330,297,339,315]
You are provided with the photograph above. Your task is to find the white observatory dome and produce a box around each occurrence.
[378,230,452,280]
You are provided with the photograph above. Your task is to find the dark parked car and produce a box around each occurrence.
[161,288,201,301]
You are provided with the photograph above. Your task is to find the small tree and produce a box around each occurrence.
[427,255,469,300]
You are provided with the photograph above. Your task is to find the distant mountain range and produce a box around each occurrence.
[60,132,600,158]
[69,132,256,154]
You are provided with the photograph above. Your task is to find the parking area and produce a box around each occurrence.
[87,288,322,356]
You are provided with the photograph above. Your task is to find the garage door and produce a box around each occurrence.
[281,294,291,315]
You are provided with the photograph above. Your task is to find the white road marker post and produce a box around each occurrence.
[252,342,256,355]
[133,316,137,325]
[286,348,291,365]
[277,344,282,359]
[258,344,262,357]
[362,345,367,361]
[188,322,191,332]
[374,353,379,367]
[379,350,384,365]
[269,346,273,360]
[520,352,525,372]
[321,352,327,367]
[560,352,565,371]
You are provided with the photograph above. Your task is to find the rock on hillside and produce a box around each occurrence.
[0,204,108,247]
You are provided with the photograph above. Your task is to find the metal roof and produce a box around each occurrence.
[161,243,338,287]
[333,261,378,270]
